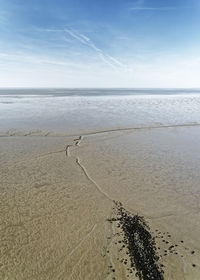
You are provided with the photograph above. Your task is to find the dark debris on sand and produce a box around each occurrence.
[109,201,164,280]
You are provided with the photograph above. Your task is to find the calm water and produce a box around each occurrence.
[1,88,200,134]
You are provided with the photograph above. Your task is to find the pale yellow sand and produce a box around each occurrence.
[1,126,200,279]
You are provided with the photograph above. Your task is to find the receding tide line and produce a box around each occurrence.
[1,122,200,138]
[79,122,200,137]
[76,157,113,202]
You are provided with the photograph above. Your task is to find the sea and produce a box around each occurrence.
[1,88,200,135]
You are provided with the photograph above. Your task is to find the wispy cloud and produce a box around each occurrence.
[0,52,89,70]
[0,52,9,57]
[0,11,8,25]
[130,7,176,11]
[1,25,129,73]
[63,28,127,71]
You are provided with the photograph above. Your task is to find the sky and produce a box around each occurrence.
[0,0,200,88]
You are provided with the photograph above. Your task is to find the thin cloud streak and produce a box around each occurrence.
[130,7,176,11]
[0,12,8,25]
[64,28,127,71]
[0,52,90,70]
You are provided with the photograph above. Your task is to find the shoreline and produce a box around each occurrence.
[1,121,200,138]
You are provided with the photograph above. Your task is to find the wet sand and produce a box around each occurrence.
[1,126,200,279]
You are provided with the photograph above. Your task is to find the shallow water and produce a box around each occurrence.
[1,89,200,134]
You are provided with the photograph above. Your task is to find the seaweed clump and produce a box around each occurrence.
[113,201,164,280]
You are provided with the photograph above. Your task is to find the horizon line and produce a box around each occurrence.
[0,87,200,90]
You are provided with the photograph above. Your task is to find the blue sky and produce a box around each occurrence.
[0,0,200,87]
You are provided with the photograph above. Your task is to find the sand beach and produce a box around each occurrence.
[1,124,200,279]
[1,91,200,279]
